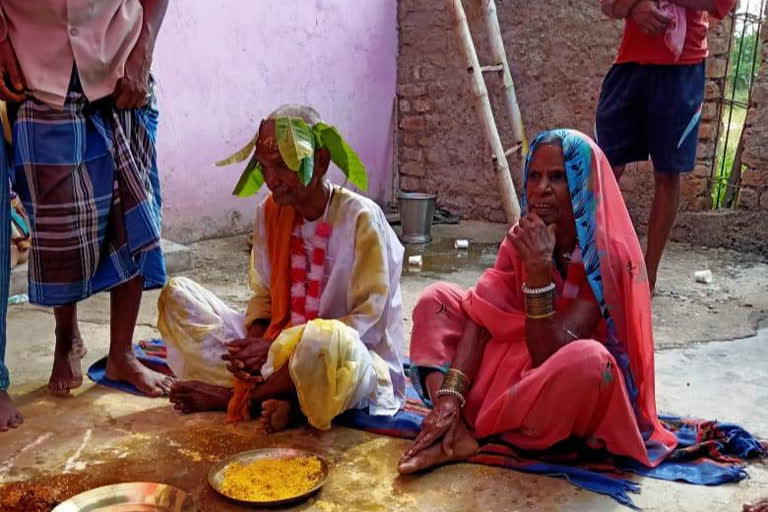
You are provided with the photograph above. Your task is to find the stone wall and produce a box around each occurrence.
[738,17,768,210]
[397,0,731,228]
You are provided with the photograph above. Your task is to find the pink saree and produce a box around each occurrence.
[410,130,677,467]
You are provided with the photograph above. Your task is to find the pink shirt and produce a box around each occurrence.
[0,0,143,107]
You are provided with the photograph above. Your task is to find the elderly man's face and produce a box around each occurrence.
[255,119,306,206]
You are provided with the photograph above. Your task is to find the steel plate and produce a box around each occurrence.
[208,448,329,507]
[51,482,194,512]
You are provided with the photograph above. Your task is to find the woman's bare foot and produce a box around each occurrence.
[0,391,23,432]
[48,333,87,396]
[744,499,768,512]
[169,381,233,413]
[105,352,174,397]
[398,419,478,474]
[259,399,301,433]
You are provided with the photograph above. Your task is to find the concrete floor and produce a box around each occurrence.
[1,222,767,511]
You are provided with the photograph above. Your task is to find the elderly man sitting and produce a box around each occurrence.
[158,105,406,432]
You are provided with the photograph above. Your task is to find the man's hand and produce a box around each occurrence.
[0,38,25,103]
[113,42,151,110]
[631,0,673,35]
[222,337,272,381]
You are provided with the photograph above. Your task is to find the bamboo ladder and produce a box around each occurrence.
[447,0,528,224]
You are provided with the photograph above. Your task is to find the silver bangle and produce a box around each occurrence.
[435,388,466,408]
[522,282,555,296]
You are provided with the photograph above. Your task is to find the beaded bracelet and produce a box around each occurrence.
[435,388,466,408]
[522,282,556,296]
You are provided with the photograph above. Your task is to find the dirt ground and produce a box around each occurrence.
[1,222,767,511]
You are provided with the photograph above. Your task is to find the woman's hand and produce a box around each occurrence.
[222,338,271,382]
[507,213,556,281]
[403,395,462,460]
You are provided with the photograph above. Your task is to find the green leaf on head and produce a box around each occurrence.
[215,135,258,167]
[276,117,315,172]
[298,155,314,186]
[232,156,265,197]
[313,122,368,191]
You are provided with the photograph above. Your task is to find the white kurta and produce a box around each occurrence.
[158,186,406,423]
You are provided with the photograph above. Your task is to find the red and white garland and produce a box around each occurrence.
[290,220,332,326]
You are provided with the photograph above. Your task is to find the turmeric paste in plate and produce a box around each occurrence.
[219,456,323,501]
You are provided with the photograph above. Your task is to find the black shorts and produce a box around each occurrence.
[595,62,705,174]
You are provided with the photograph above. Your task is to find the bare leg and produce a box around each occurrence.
[168,365,298,421]
[254,366,301,433]
[398,371,478,474]
[744,499,768,512]
[0,391,23,432]
[105,276,174,396]
[169,381,232,413]
[645,171,681,294]
[48,304,87,396]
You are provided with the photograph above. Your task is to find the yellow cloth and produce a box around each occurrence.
[157,277,245,387]
[263,319,376,430]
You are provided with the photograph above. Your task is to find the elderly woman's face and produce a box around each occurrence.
[525,143,573,228]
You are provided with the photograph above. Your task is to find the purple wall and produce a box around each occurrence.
[153,1,397,242]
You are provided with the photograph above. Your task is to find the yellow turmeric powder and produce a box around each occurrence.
[219,456,323,501]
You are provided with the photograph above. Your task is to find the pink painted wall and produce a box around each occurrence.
[152,1,397,243]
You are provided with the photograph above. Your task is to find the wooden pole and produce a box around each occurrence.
[481,0,528,167]
[446,0,521,224]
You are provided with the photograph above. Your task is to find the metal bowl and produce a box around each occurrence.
[51,482,194,512]
[208,448,329,507]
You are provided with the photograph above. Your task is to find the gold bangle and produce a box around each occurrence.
[527,311,555,320]
[447,368,469,383]
[441,369,469,397]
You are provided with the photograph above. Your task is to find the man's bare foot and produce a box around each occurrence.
[744,498,768,512]
[106,353,174,397]
[0,391,23,432]
[259,399,300,433]
[169,381,232,414]
[48,334,87,396]
[398,419,478,474]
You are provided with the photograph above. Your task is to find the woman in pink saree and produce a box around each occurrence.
[399,129,678,474]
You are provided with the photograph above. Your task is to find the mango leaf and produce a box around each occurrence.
[232,156,265,197]
[313,122,368,191]
[276,117,315,172]
[298,155,314,186]
[215,135,258,167]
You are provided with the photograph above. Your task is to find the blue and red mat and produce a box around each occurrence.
[88,340,767,509]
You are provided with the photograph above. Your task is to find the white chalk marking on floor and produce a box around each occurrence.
[0,432,54,480]
[64,428,93,474]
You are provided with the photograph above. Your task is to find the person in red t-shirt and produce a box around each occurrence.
[596,0,735,294]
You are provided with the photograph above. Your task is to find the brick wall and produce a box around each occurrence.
[397,0,731,228]
[738,17,768,210]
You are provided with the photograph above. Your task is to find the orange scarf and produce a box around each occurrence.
[226,196,296,422]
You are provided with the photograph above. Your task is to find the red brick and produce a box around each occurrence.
[399,115,425,132]
[399,99,411,113]
[397,83,427,97]
[401,147,423,162]
[741,168,768,188]
[413,99,432,113]
[402,134,419,147]
[400,176,423,192]
[737,187,759,210]
[401,162,426,177]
